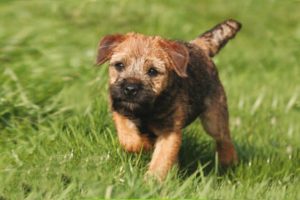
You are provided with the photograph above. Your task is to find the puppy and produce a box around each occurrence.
[96,19,241,181]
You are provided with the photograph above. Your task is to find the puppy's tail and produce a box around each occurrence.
[190,19,242,57]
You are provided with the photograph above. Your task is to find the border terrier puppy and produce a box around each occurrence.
[97,19,241,181]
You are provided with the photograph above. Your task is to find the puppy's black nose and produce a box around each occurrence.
[124,84,139,97]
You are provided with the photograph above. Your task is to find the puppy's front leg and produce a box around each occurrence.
[113,112,153,152]
[147,130,182,181]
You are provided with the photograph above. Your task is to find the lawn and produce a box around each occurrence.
[0,0,299,199]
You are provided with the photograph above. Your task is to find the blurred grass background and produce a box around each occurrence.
[0,0,299,199]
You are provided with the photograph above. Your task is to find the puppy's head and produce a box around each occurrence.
[96,33,189,116]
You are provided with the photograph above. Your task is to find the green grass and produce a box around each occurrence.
[0,0,300,199]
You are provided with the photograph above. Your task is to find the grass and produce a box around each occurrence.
[0,0,299,199]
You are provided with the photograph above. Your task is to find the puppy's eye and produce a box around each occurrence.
[147,67,158,77]
[114,62,125,71]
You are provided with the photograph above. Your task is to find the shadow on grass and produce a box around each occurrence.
[178,132,258,178]
[178,133,215,178]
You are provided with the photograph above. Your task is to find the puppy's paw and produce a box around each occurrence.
[217,141,238,167]
[119,137,153,153]
[144,170,164,183]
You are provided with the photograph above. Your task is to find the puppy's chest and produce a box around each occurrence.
[135,95,203,134]
[139,109,177,134]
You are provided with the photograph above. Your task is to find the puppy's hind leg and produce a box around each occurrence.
[199,88,238,167]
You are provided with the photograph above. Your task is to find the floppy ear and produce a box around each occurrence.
[159,40,189,78]
[96,34,125,65]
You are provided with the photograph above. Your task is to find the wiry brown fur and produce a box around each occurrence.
[191,19,242,57]
[96,19,241,181]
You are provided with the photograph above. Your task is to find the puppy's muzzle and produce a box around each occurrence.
[123,83,139,97]
[121,79,143,98]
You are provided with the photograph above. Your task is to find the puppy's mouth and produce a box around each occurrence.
[109,84,156,117]
[118,100,142,110]
[112,97,154,115]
